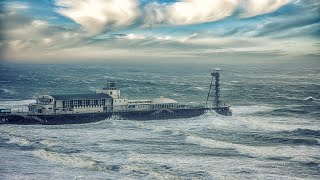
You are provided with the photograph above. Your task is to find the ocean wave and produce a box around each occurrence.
[187,86,206,92]
[265,137,319,146]
[120,164,182,179]
[181,107,320,133]
[6,135,33,147]
[272,105,320,115]
[0,99,36,112]
[39,139,60,147]
[239,132,320,146]
[123,153,210,179]
[231,105,275,116]
[0,88,14,95]
[304,96,317,101]
[272,108,310,115]
[284,128,320,137]
[145,126,183,136]
[185,135,320,162]
[33,149,119,171]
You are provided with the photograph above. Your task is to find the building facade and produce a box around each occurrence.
[28,82,180,115]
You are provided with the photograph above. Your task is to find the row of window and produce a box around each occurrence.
[114,99,126,103]
[62,99,111,108]
[152,104,178,109]
[128,104,178,109]
[128,100,152,104]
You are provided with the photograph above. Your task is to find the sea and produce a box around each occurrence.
[0,60,319,179]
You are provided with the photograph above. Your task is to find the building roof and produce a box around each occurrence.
[152,97,178,104]
[51,93,112,100]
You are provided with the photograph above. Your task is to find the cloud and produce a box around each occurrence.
[2,0,318,62]
[54,0,292,31]
[4,2,29,10]
[54,0,140,35]
[255,17,320,38]
[4,29,319,61]
[241,0,292,18]
[144,0,292,26]
[144,0,239,26]
[1,9,88,56]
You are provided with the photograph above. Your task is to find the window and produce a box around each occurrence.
[85,100,89,106]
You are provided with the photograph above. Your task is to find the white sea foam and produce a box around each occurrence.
[205,105,320,132]
[187,86,206,92]
[231,105,275,116]
[0,99,36,112]
[33,149,105,170]
[147,126,183,136]
[120,164,180,179]
[6,136,32,146]
[185,135,320,163]
[0,99,35,106]
[304,96,318,101]
[39,139,59,147]
[1,88,14,95]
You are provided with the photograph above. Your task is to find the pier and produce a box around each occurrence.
[0,68,231,125]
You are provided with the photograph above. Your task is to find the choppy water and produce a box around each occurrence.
[0,61,319,179]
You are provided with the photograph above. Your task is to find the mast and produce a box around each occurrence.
[206,68,221,108]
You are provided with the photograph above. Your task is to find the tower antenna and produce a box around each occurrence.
[206,68,221,108]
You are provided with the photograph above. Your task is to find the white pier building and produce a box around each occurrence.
[28,81,180,115]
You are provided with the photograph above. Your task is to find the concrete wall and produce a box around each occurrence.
[73,106,104,113]
[113,98,128,111]
[28,104,54,114]
[96,89,121,98]
[55,100,63,109]
[128,104,151,111]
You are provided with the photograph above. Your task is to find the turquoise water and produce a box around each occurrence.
[0,61,319,179]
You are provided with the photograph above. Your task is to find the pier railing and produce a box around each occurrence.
[3,105,213,116]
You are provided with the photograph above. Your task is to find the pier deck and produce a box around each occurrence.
[0,106,231,125]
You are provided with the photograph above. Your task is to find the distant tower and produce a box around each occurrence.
[206,68,221,108]
[96,81,121,98]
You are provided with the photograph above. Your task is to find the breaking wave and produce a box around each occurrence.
[231,105,275,116]
[185,135,320,162]
[0,99,36,112]
[272,108,310,115]
[271,105,320,116]
[304,96,317,101]
[251,135,320,146]
[39,139,60,147]
[0,88,14,95]
[33,149,119,171]
[6,135,33,147]
[284,128,320,137]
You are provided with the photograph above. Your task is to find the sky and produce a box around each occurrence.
[0,0,319,62]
